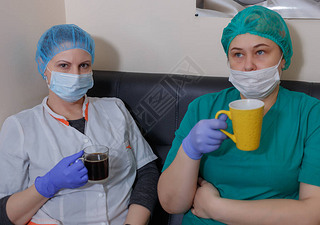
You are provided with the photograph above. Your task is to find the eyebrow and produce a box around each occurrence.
[55,60,91,64]
[54,60,71,64]
[229,47,243,52]
[253,43,271,49]
[230,43,271,52]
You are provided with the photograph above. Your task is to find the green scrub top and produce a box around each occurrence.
[162,87,320,225]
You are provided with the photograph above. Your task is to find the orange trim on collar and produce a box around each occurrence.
[85,101,89,121]
[27,221,56,225]
[50,114,69,126]
[49,99,89,125]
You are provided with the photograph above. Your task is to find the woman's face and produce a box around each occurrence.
[228,33,285,72]
[44,48,92,82]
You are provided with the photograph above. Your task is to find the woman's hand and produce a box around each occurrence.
[182,116,228,160]
[35,151,88,198]
[191,181,320,224]
[191,178,221,219]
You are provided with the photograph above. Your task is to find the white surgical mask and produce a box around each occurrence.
[46,69,94,102]
[229,57,283,100]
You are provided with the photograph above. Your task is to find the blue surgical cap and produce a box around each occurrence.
[221,6,293,70]
[36,24,95,78]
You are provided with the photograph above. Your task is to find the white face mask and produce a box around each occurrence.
[229,57,283,100]
[46,68,94,102]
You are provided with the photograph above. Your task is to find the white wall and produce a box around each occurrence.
[65,0,320,82]
[0,0,66,125]
[1,0,320,126]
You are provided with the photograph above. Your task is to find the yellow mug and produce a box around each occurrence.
[215,99,264,151]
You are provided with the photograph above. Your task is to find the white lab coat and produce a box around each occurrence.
[0,95,157,225]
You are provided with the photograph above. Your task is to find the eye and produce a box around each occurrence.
[256,50,265,56]
[80,63,89,68]
[58,63,69,69]
[235,53,243,58]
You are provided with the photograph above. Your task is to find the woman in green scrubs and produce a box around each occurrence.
[158,5,320,225]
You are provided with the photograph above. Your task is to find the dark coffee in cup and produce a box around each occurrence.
[84,153,109,181]
[80,145,109,183]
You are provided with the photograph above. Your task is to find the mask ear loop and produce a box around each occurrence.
[279,53,285,73]
[226,59,230,68]
[226,58,232,71]
[44,67,52,88]
[277,54,284,67]
[277,54,284,77]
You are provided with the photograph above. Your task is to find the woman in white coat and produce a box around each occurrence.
[0,24,158,225]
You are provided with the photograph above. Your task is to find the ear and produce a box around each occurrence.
[281,58,286,70]
[43,68,51,85]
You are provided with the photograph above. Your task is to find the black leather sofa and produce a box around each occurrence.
[88,70,320,225]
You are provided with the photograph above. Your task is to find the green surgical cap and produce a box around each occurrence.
[35,24,95,78]
[221,6,293,70]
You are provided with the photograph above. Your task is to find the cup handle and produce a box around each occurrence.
[76,156,84,164]
[215,110,236,143]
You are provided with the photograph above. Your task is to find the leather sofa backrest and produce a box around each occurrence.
[88,70,320,225]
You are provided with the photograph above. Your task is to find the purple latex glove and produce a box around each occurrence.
[182,115,228,160]
[35,150,88,198]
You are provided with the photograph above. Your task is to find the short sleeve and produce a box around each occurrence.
[299,102,320,187]
[161,100,199,172]
[0,116,29,198]
[115,99,157,169]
